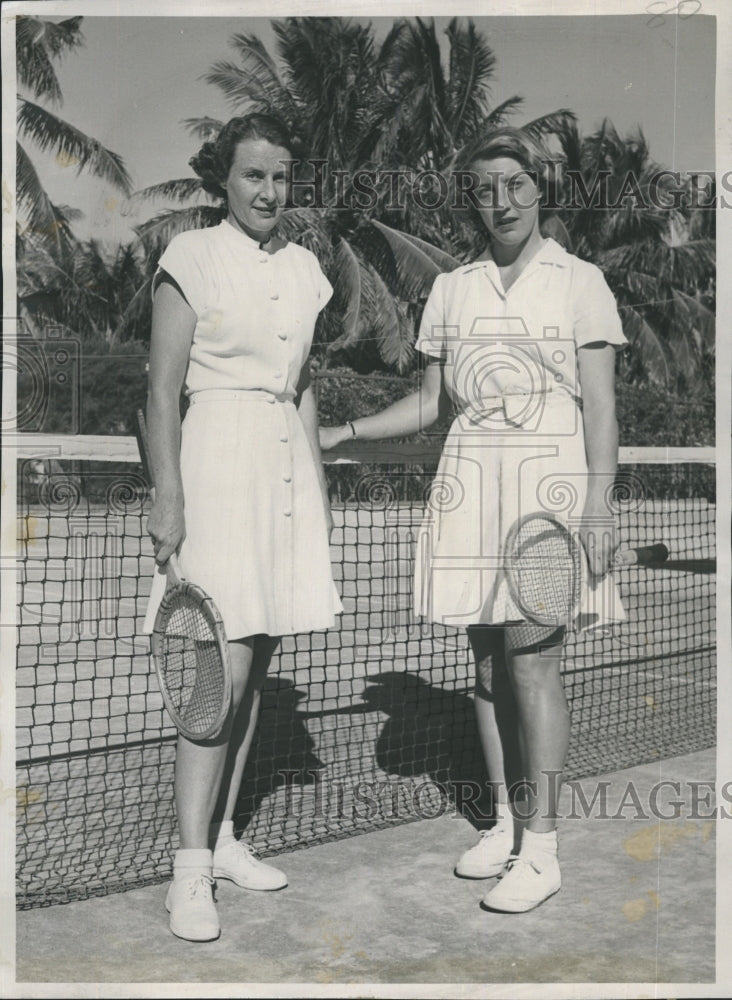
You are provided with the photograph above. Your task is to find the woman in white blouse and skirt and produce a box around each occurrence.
[144,114,341,941]
[321,127,627,913]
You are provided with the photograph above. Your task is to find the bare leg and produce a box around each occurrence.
[468,625,520,824]
[174,636,257,849]
[503,627,569,833]
[213,633,281,825]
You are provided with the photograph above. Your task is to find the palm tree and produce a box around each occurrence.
[133,16,573,373]
[16,15,132,254]
[18,237,148,343]
[552,120,715,388]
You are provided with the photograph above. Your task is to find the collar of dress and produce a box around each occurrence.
[460,237,569,276]
[220,218,272,250]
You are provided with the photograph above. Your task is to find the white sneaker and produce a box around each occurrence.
[455,826,514,879]
[482,854,561,912]
[213,839,287,891]
[165,872,220,941]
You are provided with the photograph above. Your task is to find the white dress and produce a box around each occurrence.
[143,219,342,639]
[414,238,628,630]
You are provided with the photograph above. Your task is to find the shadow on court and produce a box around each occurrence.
[14,747,717,987]
[233,676,326,833]
[358,670,494,825]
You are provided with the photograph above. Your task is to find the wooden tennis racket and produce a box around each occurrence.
[135,409,232,741]
[504,513,670,626]
[504,513,584,626]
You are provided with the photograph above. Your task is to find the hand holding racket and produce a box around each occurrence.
[135,409,232,742]
[504,512,670,627]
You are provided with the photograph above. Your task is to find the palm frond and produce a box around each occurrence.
[227,32,298,121]
[131,178,207,205]
[134,205,224,248]
[539,214,573,251]
[203,60,274,112]
[16,141,76,251]
[182,117,225,141]
[277,207,332,258]
[367,220,457,301]
[362,266,414,372]
[670,288,715,351]
[618,304,671,387]
[229,31,281,80]
[35,16,85,57]
[113,274,154,341]
[522,109,577,140]
[327,238,362,353]
[18,98,133,195]
[16,16,85,103]
[446,18,497,142]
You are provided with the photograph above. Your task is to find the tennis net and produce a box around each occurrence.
[15,435,716,907]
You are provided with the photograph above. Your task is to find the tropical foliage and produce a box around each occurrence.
[550,118,715,390]
[15,15,715,437]
[132,16,575,373]
[16,15,132,250]
[16,15,134,344]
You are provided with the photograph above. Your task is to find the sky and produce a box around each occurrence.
[15,10,719,246]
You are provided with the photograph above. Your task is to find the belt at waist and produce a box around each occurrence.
[462,388,581,425]
[188,388,296,405]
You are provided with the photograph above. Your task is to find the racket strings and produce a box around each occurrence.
[157,596,228,737]
[510,520,581,623]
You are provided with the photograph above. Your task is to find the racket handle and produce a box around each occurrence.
[615,542,670,566]
[135,408,154,487]
[166,552,184,585]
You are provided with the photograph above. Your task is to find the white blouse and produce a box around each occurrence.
[415,238,627,419]
[154,219,333,398]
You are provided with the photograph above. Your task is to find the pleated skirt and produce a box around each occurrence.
[414,395,626,630]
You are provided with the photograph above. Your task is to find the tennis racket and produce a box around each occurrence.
[135,409,232,741]
[504,513,584,626]
[504,513,670,626]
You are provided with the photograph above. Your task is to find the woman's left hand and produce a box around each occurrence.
[579,497,618,579]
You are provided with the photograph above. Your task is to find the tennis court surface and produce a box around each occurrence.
[11,436,721,990]
[14,748,716,986]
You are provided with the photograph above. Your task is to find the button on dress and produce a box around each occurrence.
[143,220,342,639]
[414,238,628,630]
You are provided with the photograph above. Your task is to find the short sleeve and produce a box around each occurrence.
[153,232,207,315]
[415,274,447,360]
[317,266,333,311]
[572,263,628,351]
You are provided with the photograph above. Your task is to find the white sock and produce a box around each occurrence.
[211,820,236,851]
[520,828,558,863]
[493,800,513,834]
[173,848,212,874]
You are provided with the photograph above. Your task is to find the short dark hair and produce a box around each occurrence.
[189,114,295,200]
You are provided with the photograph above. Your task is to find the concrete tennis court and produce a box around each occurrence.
[14,746,716,989]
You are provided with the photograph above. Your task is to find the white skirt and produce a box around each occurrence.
[143,391,342,639]
[414,394,626,630]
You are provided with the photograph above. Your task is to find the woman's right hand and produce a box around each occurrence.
[319,425,350,451]
[146,494,185,566]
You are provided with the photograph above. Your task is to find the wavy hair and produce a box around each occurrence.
[189,114,295,201]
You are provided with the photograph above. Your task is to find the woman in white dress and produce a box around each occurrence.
[320,127,627,913]
[144,114,341,941]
